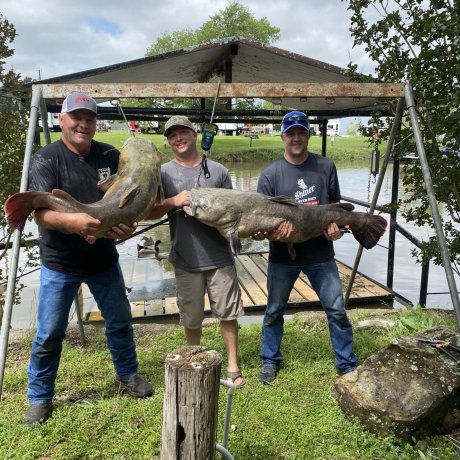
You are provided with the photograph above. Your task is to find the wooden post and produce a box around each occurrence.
[160,346,222,460]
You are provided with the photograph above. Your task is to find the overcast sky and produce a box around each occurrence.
[1,0,375,80]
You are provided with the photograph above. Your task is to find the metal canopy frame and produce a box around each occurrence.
[36,82,404,99]
[1,81,459,399]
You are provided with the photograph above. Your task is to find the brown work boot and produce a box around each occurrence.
[24,403,53,427]
[115,374,154,398]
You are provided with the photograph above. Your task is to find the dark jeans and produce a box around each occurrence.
[260,260,357,373]
[27,263,138,404]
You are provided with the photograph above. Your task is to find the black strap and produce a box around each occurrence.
[201,153,211,179]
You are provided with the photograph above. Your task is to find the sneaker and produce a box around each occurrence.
[116,374,154,398]
[24,403,53,427]
[338,366,357,376]
[258,364,278,385]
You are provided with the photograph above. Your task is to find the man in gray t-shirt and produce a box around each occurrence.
[148,116,245,387]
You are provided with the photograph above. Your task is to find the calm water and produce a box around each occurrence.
[9,158,459,329]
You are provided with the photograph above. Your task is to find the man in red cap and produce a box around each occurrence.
[24,93,153,427]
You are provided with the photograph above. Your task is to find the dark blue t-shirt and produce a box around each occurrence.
[28,139,120,275]
[257,153,341,265]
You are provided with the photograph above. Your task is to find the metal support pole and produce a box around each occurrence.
[344,97,405,307]
[215,378,238,460]
[387,158,400,289]
[321,120,328,156]
[39,98,52,145]
[215,444,235,460]
[0,86,42,399]
[224,58,232,111]
[419,260,430,307]
[404,83,460,327]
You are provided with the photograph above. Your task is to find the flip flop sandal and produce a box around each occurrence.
[227,370,246,388]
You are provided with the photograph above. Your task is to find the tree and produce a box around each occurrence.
[145,1,280,56]
[346,0,460,276]
[346,121,362,136]
[144,2,280,115]
[0,13,38,326]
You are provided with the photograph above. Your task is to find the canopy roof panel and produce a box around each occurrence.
[34,37,401,117]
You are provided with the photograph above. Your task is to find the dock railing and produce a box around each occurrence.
[342,193,431,308]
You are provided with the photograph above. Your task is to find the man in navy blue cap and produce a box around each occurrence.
[254,110,357,384]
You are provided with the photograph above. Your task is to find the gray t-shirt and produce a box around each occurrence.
[161,159,234,271]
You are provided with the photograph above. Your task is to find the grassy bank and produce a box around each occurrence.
[41,131,379,162]
[1,307,458,459]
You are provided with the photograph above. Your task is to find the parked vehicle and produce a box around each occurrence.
[128,120,141,132]
[440,139,459,156]
[96,121,111,132]
[38,113,60,132]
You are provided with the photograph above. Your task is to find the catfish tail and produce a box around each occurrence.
[3,192,38,230]
[4,189,86,231]
[351,214,387,249]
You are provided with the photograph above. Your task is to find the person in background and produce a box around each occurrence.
[254,110,357,385]
[24,93,153,426]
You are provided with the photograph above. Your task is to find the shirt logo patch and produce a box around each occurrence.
[98,168,111,182]
[295,179,316,203]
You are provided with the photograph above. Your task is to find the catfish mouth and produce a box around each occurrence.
[183,204,194,216]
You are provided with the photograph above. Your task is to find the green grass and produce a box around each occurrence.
[41,131,380,162]
[1,308,458,459]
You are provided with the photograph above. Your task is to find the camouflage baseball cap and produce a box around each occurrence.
[164,115,195,137]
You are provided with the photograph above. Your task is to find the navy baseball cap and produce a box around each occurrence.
[281,111,309,133]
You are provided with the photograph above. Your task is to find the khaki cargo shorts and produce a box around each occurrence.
[174,264,244,329]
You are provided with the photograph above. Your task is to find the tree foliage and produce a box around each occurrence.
[145,1,280,55]
[347,0,460,275]
[143,2,280,113]
[0,13,38,324]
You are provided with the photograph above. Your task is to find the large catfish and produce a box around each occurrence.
[3,137,163,237]
[184,187,387,258]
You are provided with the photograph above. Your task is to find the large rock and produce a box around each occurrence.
[334,326,460,441]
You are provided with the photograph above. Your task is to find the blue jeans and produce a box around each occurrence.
[260,260,357,373]
[27,263,138,404]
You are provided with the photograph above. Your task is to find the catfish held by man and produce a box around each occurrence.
[3,137,163,237]
[184,187,387,259]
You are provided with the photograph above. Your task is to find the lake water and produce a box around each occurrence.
[8,158,459,329]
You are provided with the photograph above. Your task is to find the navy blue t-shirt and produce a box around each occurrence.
[257,153,341,265]
[28,139,120,275]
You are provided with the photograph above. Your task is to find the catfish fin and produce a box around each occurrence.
[50,189,86,212]
[330,202,354,212]
[227,231,242,256]
[51,188,79,204]
[155,183,164,206]
[269,195,298,207]
[119,186,138,208]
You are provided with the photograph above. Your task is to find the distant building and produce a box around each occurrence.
[38,113,60,132]
[326,119,340,136]
[216,122,246,136]
[309,119,341,136]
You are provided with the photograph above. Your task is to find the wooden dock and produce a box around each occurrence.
[83,252,395,324]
